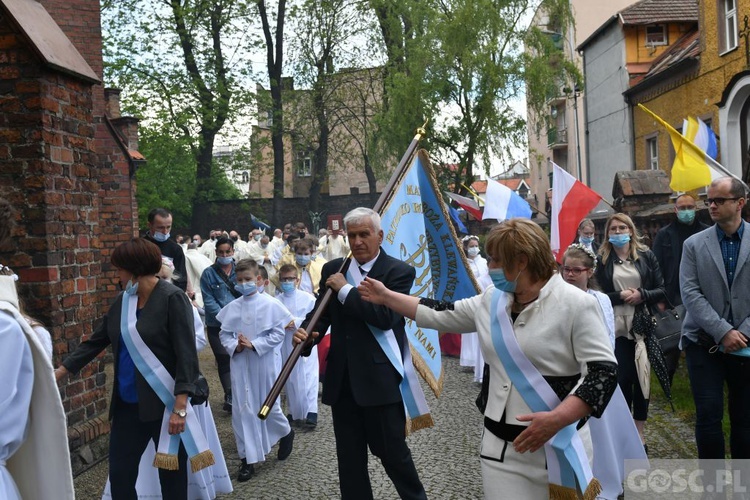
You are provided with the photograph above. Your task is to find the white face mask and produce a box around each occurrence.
[467,247,480,258]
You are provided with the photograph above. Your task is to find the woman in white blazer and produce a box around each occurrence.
[359,219,618,498]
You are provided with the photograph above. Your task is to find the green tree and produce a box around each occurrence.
[102,0,253,230]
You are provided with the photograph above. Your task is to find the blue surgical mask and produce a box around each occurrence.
[254,234,262,241]
[580,235,594,245]
[296,255,311,266]
[235,282,257,296]
[677,209,696,225]
[608,234,631,247]
[489,268,517,293]
[216,256,233,266]
[124,279,139,296]
[152,231,170,242]
[280,281,295,294]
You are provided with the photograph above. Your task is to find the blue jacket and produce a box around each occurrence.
[200,263,238,327]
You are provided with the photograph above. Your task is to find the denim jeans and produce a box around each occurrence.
[685,340,750,459]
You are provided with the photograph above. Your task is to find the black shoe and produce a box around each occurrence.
[278,429,295,460]
[223,393,232,413]
[305,412,317,427]
[643,443,648,456]
[237,459,254,482]
[286,413,293,423]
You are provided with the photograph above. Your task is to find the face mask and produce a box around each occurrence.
[217,256,233,266]
[152,231,170,242]
[467,247,480,258]
[261,244,268,250]
[231,236,238,242]
[296,255,311,266]
[235,282,257,296]
[280,281,295,294]
[580,235,594,245]
[608,234,631,247]
[125,279,139,296]
[489,268,518,293]
[254,234,262,241]
[677,209,696,225]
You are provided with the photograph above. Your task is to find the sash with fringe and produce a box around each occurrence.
[347,262,432,432]
[489,289,601,500]
[120,288,215,473]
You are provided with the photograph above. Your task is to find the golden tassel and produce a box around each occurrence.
[581,478,602,500]
[190,450,216,473]
[410,414,434,432]
[153,452,179,471]
[548,483,579,500]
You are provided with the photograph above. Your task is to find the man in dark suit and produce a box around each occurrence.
[653,194,708,382]
[144,207,188,292]
[295,207,427,500]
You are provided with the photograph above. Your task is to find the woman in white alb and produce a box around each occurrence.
[459,236,492,383]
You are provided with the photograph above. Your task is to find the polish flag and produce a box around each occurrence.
[550,162,602,261]
[445,191,483,220]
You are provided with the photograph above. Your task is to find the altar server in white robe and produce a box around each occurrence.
[217,258,296,482]
[276,264,318,426]
[459,235,492,382]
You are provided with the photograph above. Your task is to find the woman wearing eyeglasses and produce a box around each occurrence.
[595,213,665,454]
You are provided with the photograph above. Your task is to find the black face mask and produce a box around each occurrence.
[231,236,238,242]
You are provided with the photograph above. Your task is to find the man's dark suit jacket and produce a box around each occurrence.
[63,280,199,422]
[144,233,188,292]
[652,219,708,306]
[304,249,416,408]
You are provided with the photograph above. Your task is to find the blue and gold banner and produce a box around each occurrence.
[379,150,481,395]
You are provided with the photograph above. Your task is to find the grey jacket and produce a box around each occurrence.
[680,221,750,345]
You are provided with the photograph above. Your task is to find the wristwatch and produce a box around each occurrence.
[172,408,187,418]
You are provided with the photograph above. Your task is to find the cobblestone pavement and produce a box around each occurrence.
[73,351,695,499]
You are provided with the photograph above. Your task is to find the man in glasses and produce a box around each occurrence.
[680,177,750,463]
[652,194,708,382]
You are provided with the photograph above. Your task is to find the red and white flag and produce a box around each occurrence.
[550,162,602,261]
[445,191,483,221]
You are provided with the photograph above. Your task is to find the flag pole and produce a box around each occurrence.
[258,121,428,420]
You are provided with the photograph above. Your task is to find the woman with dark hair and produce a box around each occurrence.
[56,237,208,500]
[595,213,665,453]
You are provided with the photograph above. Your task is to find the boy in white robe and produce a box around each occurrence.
[217,259,295,482]
[276,264,319,426]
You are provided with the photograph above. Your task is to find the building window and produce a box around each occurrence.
[718,0,738,53]
[297,150,312,177]
[646,136,659,170]
[241,171,249,184]
[645,25,667,46]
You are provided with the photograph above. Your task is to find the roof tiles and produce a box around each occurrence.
[619,0,698,25]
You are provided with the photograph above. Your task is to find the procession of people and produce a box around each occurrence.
[2,177,748,499]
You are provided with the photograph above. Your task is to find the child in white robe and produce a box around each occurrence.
[217,259,295,482]
[276,264,318,426]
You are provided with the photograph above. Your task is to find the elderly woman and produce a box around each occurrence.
[56,238,206,500]
[358,219,617,498]
[594,213,665,453]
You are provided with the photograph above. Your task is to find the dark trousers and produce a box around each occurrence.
[615,337,649,420]
[685,341,750,459]
[207,325,231,396]
[109,400,188,500]
[330,377,427,500]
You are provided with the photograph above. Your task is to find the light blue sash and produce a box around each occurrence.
[119,288,214,472]
[347,262,432,431]
[489,289,600,498]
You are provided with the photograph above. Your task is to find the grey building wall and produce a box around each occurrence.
[581,25,634,201]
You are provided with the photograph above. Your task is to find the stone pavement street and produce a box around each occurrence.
[73,350,695,499]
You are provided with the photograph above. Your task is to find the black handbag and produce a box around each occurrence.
[475,363,490,414]
[651,302,685,355]
[191,373,210,406]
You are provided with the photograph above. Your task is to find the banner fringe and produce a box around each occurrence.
[404,413,434,436]
[409,342,443,397]
[548,478,601,500]
[153,452,179,471]
[190,450,216,473]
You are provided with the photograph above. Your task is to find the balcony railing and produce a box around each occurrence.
[547,127,568,148]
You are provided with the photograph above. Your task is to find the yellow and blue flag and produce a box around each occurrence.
[379,150,481,396]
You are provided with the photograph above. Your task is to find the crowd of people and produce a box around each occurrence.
[2,175,748,499]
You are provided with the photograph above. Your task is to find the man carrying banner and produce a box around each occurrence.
[293,207,427,500]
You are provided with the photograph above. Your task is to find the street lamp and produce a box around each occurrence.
[563,85,583,182]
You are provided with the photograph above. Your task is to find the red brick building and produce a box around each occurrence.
[0,0,142,472]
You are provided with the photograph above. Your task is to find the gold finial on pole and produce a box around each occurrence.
[414,119,429,141]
